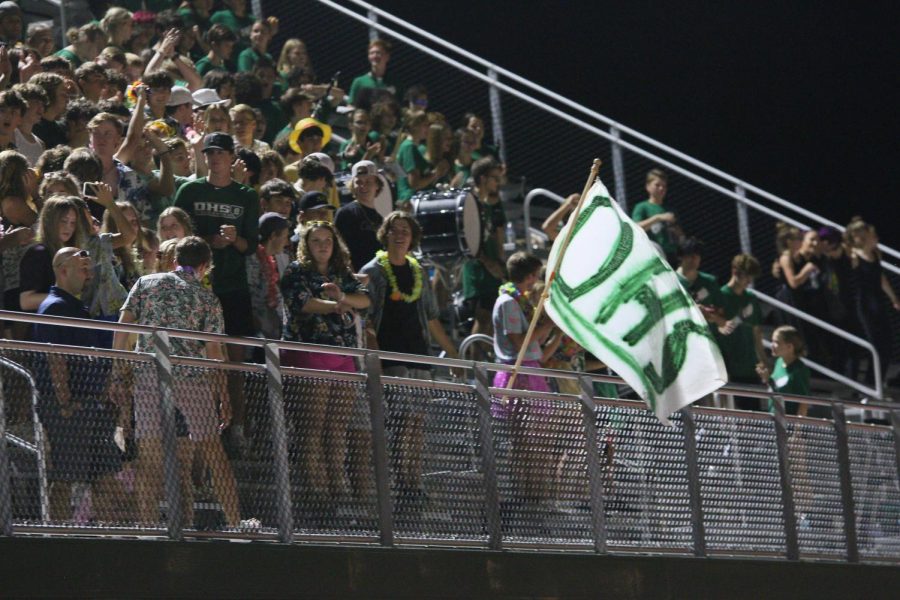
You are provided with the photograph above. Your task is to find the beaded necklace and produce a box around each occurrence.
[499,281,534,322]
[377,250,423,302]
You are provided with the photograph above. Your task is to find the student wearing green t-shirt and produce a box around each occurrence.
[174,132,259,453]
[195,24,238,77]
[56,23,105,70]
[237,20,274,73]
[348,39,400,108]
[631,168,683,262]
[462,157,508,338]
[756,325,811,416]
[339,108,383,170]
[715,253,767,410]
[675,237,725,327]
[395,112,446,208]
[210,0,255,40]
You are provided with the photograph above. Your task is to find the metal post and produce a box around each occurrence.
[367,9,379,42]
[892,410,900,494]
[152,331,183,541]
[578,376,608,554]
[473,364,502,550]
[58,2,68,51]
[364,353,393,546]
[0,370,12,536]
[265,344,293,543]
[487,68,507,165]
[831,402,859,562]
[610,126,627,212]
[735,184,752,255]
[771,396,799,560]
[681,406,707,557]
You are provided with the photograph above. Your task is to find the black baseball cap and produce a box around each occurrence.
[202,132,235,153]
[298,191,334,212]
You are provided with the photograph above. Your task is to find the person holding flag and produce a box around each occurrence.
[510,159,726,425]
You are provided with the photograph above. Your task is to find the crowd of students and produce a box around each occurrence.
[1,1,896,525]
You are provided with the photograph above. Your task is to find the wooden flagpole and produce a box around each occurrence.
[506,158,602,389]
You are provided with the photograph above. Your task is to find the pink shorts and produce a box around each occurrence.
[491,360,552,420]
[280,349,357,373]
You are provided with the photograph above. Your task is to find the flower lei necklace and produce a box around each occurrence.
[499,281,534,321]
[377,250,423,302]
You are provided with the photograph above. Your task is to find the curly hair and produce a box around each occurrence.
[376,211,422,250]
[297,221,353,276]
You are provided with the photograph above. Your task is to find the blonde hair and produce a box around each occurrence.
[277,38,309,74]
[100,7,132,44]
[157,238,179,273]
[200,104,232,134]
[645,168,668,185]
[102,201,143,280]
[229,103,256,122]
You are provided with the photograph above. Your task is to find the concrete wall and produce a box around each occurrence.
[2,537,899,598]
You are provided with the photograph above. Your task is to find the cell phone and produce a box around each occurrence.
[82,182,100,198]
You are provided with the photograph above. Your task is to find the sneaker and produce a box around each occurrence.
[239,517,261,531]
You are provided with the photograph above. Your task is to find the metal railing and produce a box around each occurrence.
[0,311,898,564]
[0,357,48,525]
[333,0,900,270]
[753,289,883,399]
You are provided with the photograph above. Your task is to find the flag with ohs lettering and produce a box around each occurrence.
[544,178,727,424]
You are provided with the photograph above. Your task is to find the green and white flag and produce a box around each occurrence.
[545,178,727,424]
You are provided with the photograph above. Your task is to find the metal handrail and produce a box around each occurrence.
[523,188,565,249]
[2,319,898,562]
[458,333,492,362]
[340,0,900,266]
[752,289,883,399]
[0,356,49,523]
[761,339,876,403]
[317,2,900,280]
[3,312,896,411]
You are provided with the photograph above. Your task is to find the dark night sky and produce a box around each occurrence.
[373,0,899,246]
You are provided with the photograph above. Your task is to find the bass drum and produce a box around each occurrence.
[334,170,395,217]
[411,188,481,260]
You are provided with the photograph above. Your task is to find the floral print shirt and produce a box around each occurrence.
[121,268,224,357]
[115,160,152,224]
[82,233,129,318]
[280,261,365,347]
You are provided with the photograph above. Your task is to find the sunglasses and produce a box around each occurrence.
[54,249,90,268]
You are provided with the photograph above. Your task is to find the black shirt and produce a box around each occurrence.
[378,260,428,368]
[334,201,383,272]
[19,244,54,298]
[33,118,68,150]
